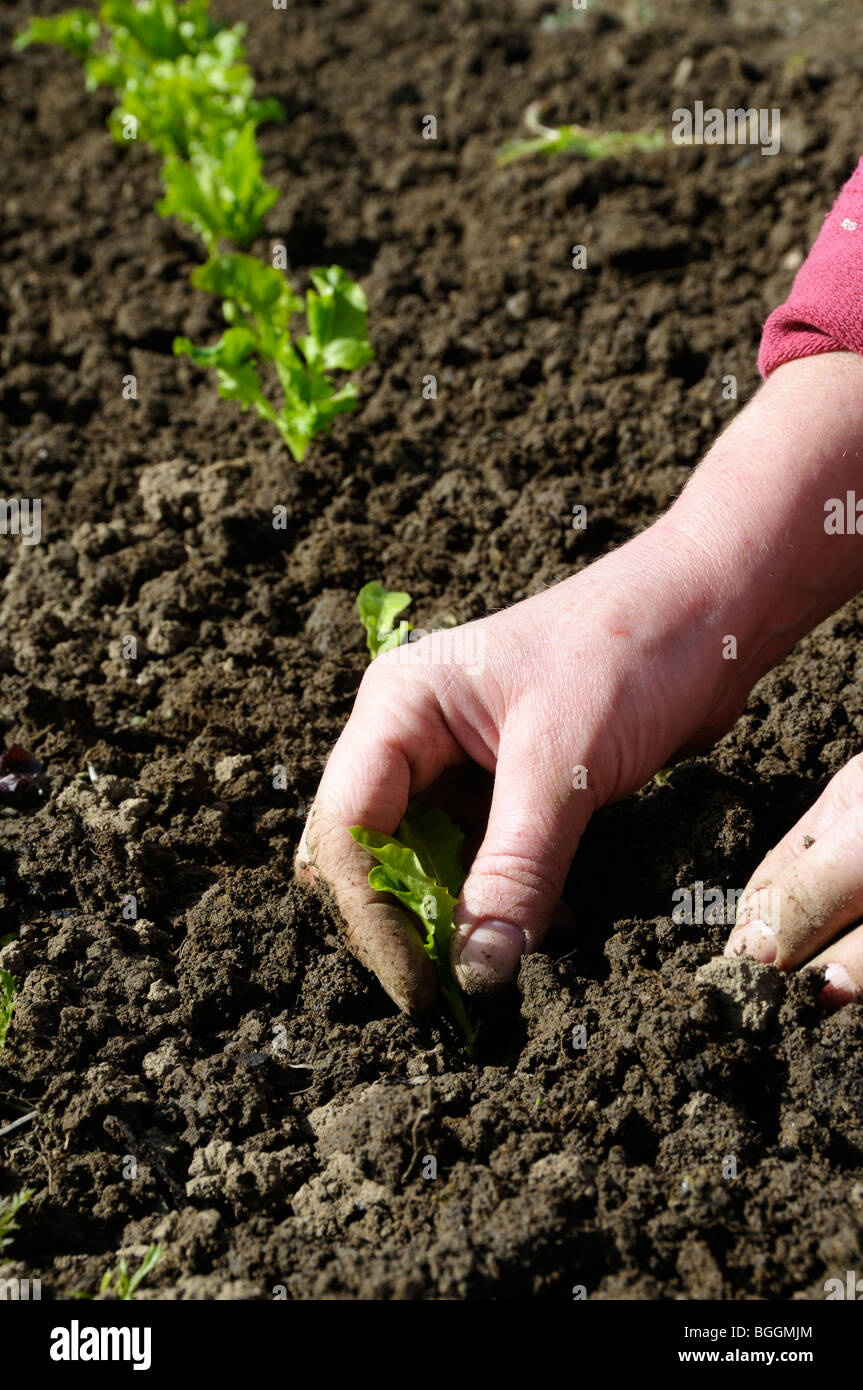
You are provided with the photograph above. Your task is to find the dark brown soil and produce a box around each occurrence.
[2,0,863,1300]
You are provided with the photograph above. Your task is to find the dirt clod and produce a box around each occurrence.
[694,957,783,1033]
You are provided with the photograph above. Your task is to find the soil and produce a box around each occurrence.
[2,0,863,1300]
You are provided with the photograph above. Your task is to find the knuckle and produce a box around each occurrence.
[356,661,388,699]
[774,879,816,931]
[836,751,863,802]
[467,849,561,908]
[304,803,343,865]
[356,650,430,709]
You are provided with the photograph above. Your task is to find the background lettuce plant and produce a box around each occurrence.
[16,0,373,459]
[175,258,372,459]
[499,99,665,165]
[0,1190,31,1253]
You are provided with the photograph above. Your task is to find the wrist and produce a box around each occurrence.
[552,520,756,766]
[607,517,758,748]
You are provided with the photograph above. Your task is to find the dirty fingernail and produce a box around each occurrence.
[820,962,857,1008]
[724,920,777,964]
[453,921,525,993]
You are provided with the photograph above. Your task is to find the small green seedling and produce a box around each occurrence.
[0,969,17,1048]
[17,4,283,249]
[14,8,100,61]
[0,1189,32,1252]
[98,1243,162,1300]
[352,585,477,1054]
[158,124,279,253]
[498,101,665,165]
[175,258,373,461]
[351,805,477,1055]
[356,580,412,658]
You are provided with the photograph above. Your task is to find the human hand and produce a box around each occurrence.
[296,523,745,1011]
[725,754,863,1005]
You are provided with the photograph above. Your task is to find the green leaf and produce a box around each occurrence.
[99,0,222,63]
[272,356,359,456]
[300,266,373,372]
[0,967,17,1048]
[397,800,466,898]
[272,408,317,462]
[350,805,477,1054]
[174,323,254,367]
[158,155,220,252]
[14,11,101,59]
[192,253,301,337]
[0,1189,32,1252]
[108,51,283,158]
[350,816,459,971]
[356,581,412,658]
[126,1244,162,1297]
[157,124,278,251]
[174,327,278,428]
[498,106,665,166]
[81,8,247,96]
[96,1243,162,1300]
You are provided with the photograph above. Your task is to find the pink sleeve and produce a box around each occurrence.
[758,157,863,377]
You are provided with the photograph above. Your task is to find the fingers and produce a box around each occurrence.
[808,925,863,1006]
[296,797,438,1014]
[735,754,863,892]
[725,798,863,971]
[294,667,464,1014]
[451,729,594,994]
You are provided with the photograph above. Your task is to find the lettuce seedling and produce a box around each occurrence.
[14,8,101,60]
[15,0,229,78]
[17,3,282,247]
[351,805,478,1055]
[498,100,665,165]
[158,124,279,251]
[17,2,371,458]
[174,256,373,459]
[97,0,220,62]
[352,585,477,1053]
[107,49,283,158]
[357,581,412,658]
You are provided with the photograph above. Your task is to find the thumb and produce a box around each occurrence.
[451,734,594,993]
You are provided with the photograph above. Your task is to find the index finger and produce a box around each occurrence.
[733,755,863,922]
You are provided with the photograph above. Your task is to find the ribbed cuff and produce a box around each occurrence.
[758,158,863,377]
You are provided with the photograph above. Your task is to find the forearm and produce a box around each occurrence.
[653,352,863,705]
[565,351,863,763]
[621,155,863,739]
